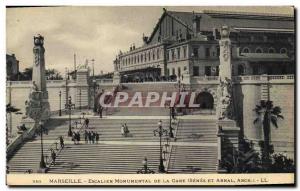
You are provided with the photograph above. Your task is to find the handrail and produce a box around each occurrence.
[165,118,180,172]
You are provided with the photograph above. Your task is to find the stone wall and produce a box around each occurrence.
[233,75,295,159]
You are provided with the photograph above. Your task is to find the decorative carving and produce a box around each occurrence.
[220,40,230,62]
[218,77,233,120]
[220,26,230,39]
[34,34,44,46]
[32,81,38,91]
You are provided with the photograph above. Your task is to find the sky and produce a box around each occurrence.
[6,6,293,76]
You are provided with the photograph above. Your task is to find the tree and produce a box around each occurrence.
[253,100,284,168]
[45,69,63,80]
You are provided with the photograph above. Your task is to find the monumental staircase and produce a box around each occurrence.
[7,116,219,174]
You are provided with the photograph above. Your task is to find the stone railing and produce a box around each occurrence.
[191,76,219,84]
[96,78,113,84]
[7,122,37,158]
[233,74,294,84]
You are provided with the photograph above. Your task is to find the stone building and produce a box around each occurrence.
[114,9,294,82]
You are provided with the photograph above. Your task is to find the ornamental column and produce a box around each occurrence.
[216,26,240,170]
[25,34,51,122]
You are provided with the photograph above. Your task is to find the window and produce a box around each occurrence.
[177,48,181,59]
[148,51,151,61]
[157,49,160,59]
[141,54,143,63]
[205,48,210,58]
[167,50,170,61]
[280,48,287,54]
[153,50,155,60]
[205,66,211,76]
[167,68,170,76]
[144,53,147,62]
[216,46,220,57]
[137,55,139,63]
[183,46,187,58]
[172,68,175,75]
[242,47,250,53]
[184,66,187,71]
[255,48,263,53]
[192,47,198,58]
[268,47,275,53]
[238,65,245,75]
[178,67,181,77]
[193,66,199,76]
[171,49,175,60]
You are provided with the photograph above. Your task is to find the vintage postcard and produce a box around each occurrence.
[6,6,295,186]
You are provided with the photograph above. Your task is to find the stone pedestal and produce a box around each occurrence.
[217,119,240,148]
[113,71,121,85]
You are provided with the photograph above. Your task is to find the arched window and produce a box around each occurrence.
[280,48,288,54]
[268,47,276,53]
[157,49,160,59]
[242,47,250,53]
[255,47,263,53]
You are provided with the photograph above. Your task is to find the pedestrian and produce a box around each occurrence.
[171,107,176,120]
[96,132,99,144]
[88,131,92,144]
[98,105,103,118]
[72,132,76,144]
[84,130,88,144]
[60,136,64,149]
[77,132,81,143]
[85,118,90,128]
[124,123,130,137]
[121,124,125,137]
[91,131,95,144]
[51,149,56,165]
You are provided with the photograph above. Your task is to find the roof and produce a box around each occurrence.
[146,9,294,44]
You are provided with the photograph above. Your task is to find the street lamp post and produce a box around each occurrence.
[93,79,97,113]
[169,107,174,138]
[65,96,74,137]
[59,91,62,116]
[39,121,46,169]
[153,120,168,173]
[79,88,81,111]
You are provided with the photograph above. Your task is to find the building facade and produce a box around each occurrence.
[114,9,294,82]
[6,54,19,80]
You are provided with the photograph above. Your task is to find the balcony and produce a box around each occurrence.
[233,74,294,84]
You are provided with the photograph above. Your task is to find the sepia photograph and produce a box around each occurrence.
[5,6,295,186]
